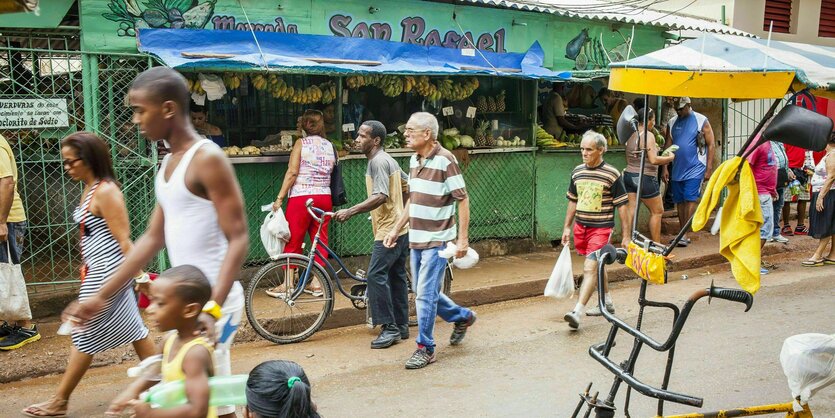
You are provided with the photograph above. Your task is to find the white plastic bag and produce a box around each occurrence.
[544,245,574,299]
[780,333,835,408]
[260,212,287,259]
[266,208,290,242]
[0,244,32,320]
[437,242,480,269]
[710,206,723,235]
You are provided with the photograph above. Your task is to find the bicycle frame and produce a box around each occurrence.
[283,199,367,303]
[571,97,784,418]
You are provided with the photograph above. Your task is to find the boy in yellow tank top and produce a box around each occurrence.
[108,265,217,418]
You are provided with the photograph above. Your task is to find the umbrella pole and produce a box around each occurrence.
[632,94,650,240]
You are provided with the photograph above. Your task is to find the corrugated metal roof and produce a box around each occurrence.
[457,0,752,37]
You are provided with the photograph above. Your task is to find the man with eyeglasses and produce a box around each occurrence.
[0,133,39,350]
[384,112,476,370]
[662,97,715,247]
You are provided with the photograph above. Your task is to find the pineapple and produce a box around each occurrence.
[476,96,488,113]
[487,96,497,113]
[496,90,506,112]
[475,120,489,147]
[486,131,496,147]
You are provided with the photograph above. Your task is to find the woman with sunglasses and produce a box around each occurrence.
[268,109,335,297]
[23,132,154,417]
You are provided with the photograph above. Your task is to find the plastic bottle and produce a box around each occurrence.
[143,374,248,408]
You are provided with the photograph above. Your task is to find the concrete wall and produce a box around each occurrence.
[733,0,835,47]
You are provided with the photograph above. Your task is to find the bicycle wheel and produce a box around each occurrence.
[245,254,334,344]
[406,260,453,324]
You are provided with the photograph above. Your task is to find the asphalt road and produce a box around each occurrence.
[2,260,833,417]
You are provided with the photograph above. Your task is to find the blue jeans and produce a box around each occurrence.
[773,187,786,236]
[411,246,470,349]
[0,221,27,264]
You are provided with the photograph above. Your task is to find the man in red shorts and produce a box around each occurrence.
[562,131,631,330]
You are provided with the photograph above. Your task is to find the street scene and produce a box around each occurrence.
[1,0,834,417]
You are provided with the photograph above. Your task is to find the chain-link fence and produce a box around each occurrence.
[0,30,159,294]
[725,98,785,159]
[329,150,536,257]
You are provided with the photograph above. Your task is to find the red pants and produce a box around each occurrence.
[285,195,332,266]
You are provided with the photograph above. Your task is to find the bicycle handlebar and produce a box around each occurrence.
[708,284,754,312]
[305,198,335,222]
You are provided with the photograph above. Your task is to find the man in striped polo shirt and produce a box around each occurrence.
[562,131,631,330]
[384,112,475,370]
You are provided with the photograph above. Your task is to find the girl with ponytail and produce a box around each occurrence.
[245,360,320,418]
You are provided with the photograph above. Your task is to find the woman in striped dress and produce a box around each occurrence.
[23,132,154,417]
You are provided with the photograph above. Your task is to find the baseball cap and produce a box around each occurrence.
[675,97,691,110]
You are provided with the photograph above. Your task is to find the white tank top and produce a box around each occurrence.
[155,139,244,311]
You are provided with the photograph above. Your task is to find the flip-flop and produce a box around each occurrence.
[303,288,324,297]
[824,258,835,265]
[801,259,825,267]
[22,400,68,418]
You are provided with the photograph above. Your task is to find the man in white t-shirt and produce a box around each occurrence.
[69,67,249,418]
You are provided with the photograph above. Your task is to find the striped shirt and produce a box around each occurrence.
[567,161,627,228]
[408,142,467,249]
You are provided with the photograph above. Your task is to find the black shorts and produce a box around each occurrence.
[623,171,660,199]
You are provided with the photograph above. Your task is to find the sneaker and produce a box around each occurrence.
[0,325,40,350]
[449,311,476,346]
[772,235,789,244]
[674,237,691,247]
[405,346,436,369]
[585,302,616,317]
[781,225,794,236]
[0,321,14,340]
[564,311,581,330]
[795,225,809,236]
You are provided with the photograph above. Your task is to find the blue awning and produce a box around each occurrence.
[137,28,570,81]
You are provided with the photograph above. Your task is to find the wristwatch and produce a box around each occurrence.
[202,300,223,320]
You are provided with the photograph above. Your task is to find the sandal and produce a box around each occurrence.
[824,258,835,265]
[303,287,324,297]
[265,286,294,298]
[801,259,824,267]
[22,399,68,417]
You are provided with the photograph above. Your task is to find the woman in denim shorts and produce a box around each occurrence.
[623,108,676,243]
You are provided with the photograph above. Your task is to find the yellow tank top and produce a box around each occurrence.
[161,333,218,418]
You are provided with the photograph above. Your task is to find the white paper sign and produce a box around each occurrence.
[0,98,69,129]
[342,89,349,104]
[466,107,477,118]
[342,123,355,132]
[442,106,454,116]
[461,48,476,57]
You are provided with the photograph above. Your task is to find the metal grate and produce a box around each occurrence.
[0,31,160,294]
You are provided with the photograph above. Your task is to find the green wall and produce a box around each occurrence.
[535,149,640,244]
[79,0,666,71]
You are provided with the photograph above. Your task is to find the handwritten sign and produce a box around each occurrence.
[0,98,69,129]
[466,107,477,118]
[342,123,355,132]
[442,106,454,116]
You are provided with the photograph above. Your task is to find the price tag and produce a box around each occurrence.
[461,48,476,57]
[342,89,349,104]
[442,106,454,116]
[466,107,477,118]
[342,123,355,132]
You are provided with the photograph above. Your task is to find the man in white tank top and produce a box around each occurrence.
[66,67,248,418]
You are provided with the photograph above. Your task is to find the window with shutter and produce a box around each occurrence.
[763,0,792,33]
[820,0,835,38]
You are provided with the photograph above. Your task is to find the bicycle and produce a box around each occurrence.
[245,198,452,344]
[571,99,821,418]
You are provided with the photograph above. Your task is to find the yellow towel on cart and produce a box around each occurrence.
[693,157,762,294]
